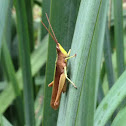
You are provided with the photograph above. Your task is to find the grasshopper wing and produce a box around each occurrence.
[54,73,66,108]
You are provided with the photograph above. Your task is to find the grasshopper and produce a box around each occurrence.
[41,13,77,110]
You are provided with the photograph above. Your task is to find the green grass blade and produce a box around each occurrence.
[114,0,124,77]
[65,1,108,126]
[111,106,126,126]
[94,70,126,126]
[97,63,105,104]
[1,37,20,100]
[0,115,13,126]
[98,80,105,104]
[42,0,80,125]
[24,0,34,51]
[0,81,7,90]
[0,0,10,51]
[3,0,12,53]
[14,0,35,125]
[35,84,44,126]
[0,35,48,116]
[104,25,115,88]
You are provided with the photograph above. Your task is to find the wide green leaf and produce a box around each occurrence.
[56,0,108,126]
[76,1,109,125]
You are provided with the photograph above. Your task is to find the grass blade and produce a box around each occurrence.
[0,0,11,52]
[104,25,115,88]
[0,81,7,90]
[42,0,80,125]
[24,0,34,51]
[94,70,126,126]
[97,62,105,104]
[14,0,35,125]
[114,0,124,77]
[35,84,44,126]
[111,106,126,126]
[0,115,13,126]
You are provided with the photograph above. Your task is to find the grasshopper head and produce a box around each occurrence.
[56,43,68,56]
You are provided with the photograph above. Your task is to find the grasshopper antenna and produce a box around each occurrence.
[40,19,58,44]
[45,13,58,44]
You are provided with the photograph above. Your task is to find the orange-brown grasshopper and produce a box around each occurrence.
[41,13,77,110]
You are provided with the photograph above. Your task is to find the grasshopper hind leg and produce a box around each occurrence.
[48,81,54,87]
[64,66,77,89]
[54,73,66,106]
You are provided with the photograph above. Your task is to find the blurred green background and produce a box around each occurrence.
[0,0,126,126]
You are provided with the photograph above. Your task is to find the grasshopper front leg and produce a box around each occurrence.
[67,49,71,56]
[66,49,76,60]
[65,54,76,60]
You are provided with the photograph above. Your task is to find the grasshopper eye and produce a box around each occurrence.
[56,46,60,52]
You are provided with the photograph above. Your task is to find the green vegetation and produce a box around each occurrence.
[0,0,125,126]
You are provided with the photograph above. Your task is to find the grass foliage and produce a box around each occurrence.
[0,0,126,126]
